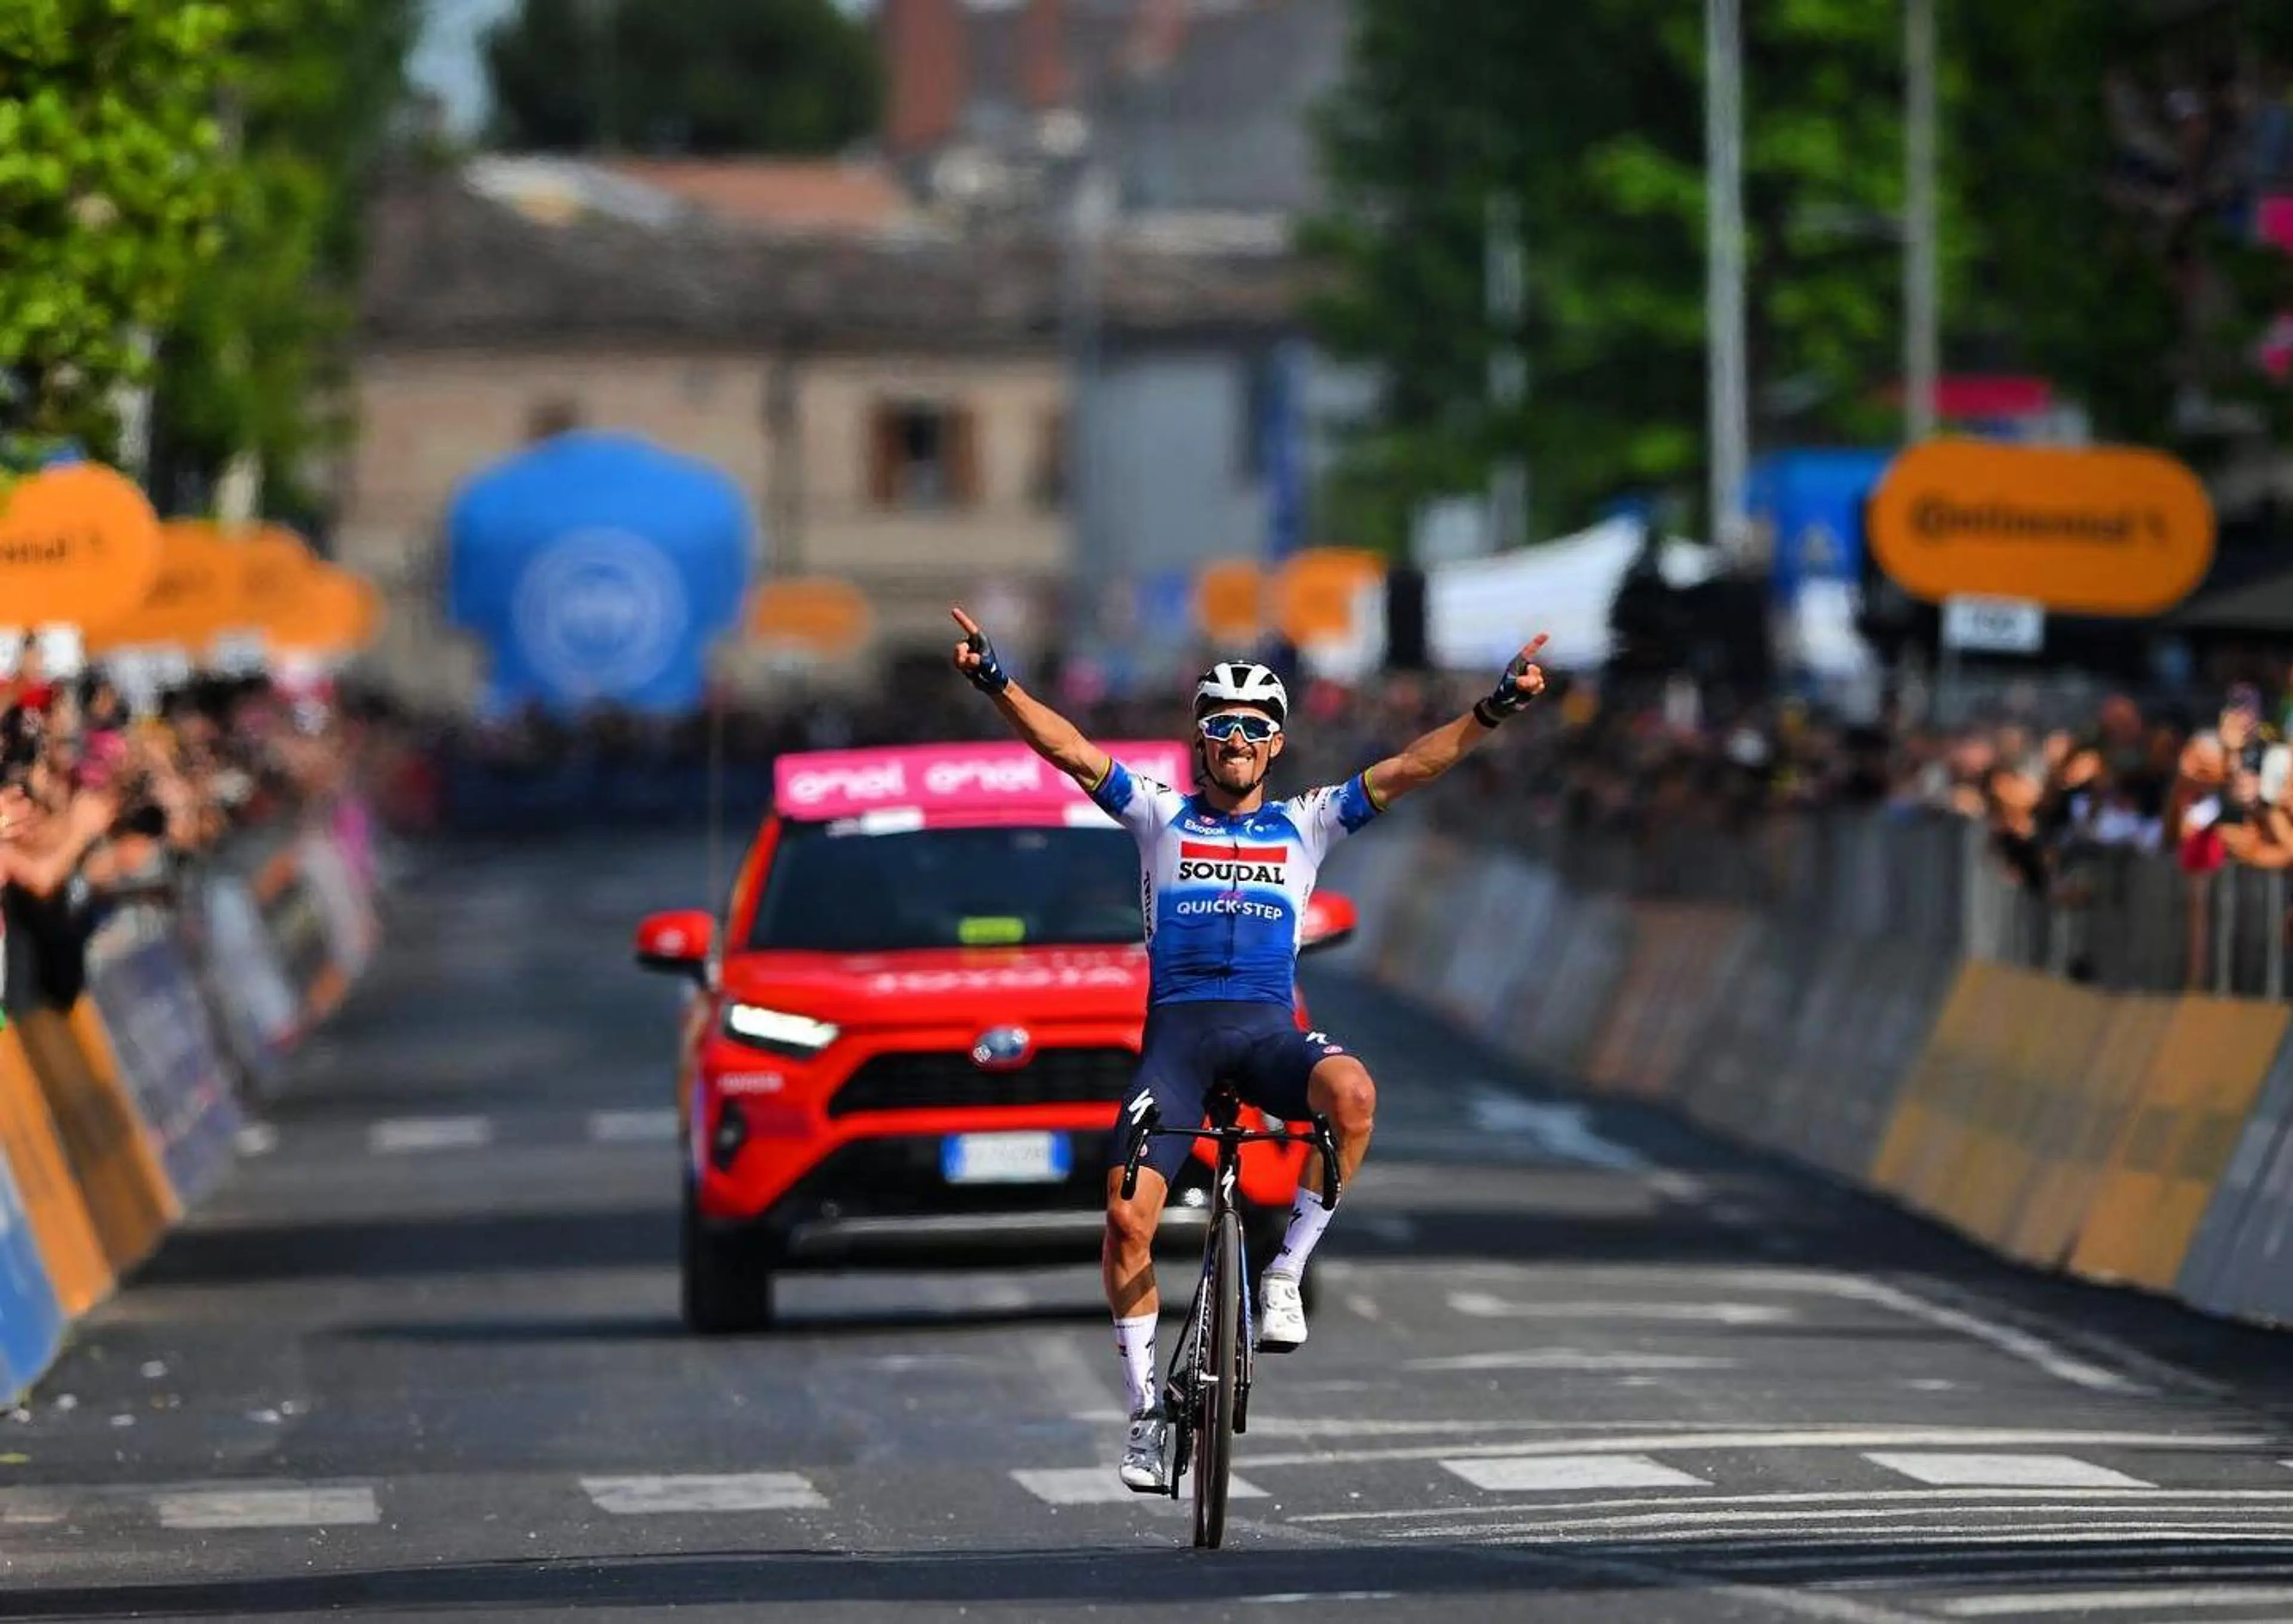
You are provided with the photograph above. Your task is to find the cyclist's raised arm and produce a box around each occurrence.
[950,605,1111,792]
[1361,634,1548,808]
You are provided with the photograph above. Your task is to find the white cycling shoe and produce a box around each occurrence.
[1258,1272,1308,1352]
[1120,1405,1172,1493]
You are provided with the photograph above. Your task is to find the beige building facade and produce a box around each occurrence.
[338,344,1068,710]
[343,163,1299,714]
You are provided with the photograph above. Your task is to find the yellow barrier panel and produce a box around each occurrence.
[1634,906,1751,1102]
[0,1030,111,1317]
[1999,995,2175,1269]
[1584,903,1679,1096]
[1936,975,2114,1250]
[1873,962,2025,1213]
[14,1005,177,1274]
[2068,995,2290,1290]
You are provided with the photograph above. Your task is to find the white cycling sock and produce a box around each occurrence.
[1265,1189,1334,1282]
[1114,1312,1158,1414]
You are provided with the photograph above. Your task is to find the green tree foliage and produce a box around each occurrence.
[0,2,245,442]
[485,0,881,157]
[1306,0,2293,549]
[151,0,418,513]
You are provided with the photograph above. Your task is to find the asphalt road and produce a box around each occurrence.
[10,833,2293,1622]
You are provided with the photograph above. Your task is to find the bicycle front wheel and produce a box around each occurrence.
[1192,1207,1241,1549]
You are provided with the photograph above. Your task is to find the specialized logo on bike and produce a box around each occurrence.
[1175,841,1288,885]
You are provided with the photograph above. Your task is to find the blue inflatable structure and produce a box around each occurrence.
[446,432,754,716]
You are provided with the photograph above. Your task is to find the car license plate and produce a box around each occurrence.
[942,1131,1071,1185]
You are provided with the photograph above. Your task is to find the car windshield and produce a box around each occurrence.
[749,822,1143,952]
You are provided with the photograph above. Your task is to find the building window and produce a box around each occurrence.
[1032,409,1066,509]
[869,400,980,510]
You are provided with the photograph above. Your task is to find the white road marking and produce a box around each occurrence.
[368,1116,491,1154]
[1237,1595,1399,1606]
[1447,1292,1794,1326]
[1939,1585,2293,1617]
[1407,1351,1735,1373]
[1466,1090,1646,1170]
[587,1109,678,1145]
[155,1486,380,1530]
[1735,1551,2293,1580]
[1393,1517,2293,1546]
[1012,1467,1266,1505]
[1834,1278,2140,1394]
[580,1474,826,1514]
[1243,1426,2271,1471]
[1345,1294,1382,1322]
[1294,1488,2293,1527]
[1646,1169,1709,1202]
[1443,1454,1710,1493]
[1865,1453,2153,1489]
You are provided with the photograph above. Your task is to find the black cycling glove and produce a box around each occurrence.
[963,628,1010,696]
[1473,647,1541,728]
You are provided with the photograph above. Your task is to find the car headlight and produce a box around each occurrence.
[721,1002,840,1056]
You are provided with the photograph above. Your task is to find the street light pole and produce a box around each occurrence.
[1486,190,1527,552]
[1705,0,1750,562]
[1905,0,1940,444]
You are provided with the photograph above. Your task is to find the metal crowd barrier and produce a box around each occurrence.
[1416,786,2293,1001]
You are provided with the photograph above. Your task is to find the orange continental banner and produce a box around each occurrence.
[235,526,317,632]
[1194,561,1264,644]
[0,463,164,633]
[1868,439,2214,616]
[749,578,871,656]
[271,564,386,658]
[87,522,249,654]
[1272,549,1382,646]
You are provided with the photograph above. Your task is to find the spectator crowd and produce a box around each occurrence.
[0,649,383,1024]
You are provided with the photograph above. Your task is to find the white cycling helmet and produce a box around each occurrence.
[1193,660,1288,724]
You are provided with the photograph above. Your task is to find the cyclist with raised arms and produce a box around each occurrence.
[950,605,1548,1493]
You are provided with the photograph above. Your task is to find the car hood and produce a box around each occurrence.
[720,944,1150,1031]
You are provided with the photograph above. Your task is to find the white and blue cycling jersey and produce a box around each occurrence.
[1087,759,1383,1008]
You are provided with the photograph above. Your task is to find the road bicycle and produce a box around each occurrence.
[1120,1085,1342,1549]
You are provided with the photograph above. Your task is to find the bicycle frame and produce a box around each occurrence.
[1119,1086,1341,1544]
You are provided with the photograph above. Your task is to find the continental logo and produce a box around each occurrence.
[1905,497,2166,547]
[1869,439,2215,617]
[0,529,106,567]
[1176,841,1287,885]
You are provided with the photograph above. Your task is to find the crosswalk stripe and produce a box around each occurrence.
[580,1474,826,1514]
[1938,1585,2293,1617]
[1864,1453,2153,1490]
[588,1109,679,1145]
[154,1487,380,1530]
[1011,1467,1267,1506]
[1441,1454,1710,1493]
[368,1116,491,1154]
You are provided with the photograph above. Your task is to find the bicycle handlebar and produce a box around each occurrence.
[1117,1100,1344,1208]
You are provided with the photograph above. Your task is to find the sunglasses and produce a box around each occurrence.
[1199,713,1280,745]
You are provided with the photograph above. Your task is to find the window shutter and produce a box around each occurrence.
[946,405,982,508]
[868,402,900,508]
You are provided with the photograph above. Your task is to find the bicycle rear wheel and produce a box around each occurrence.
[1192,1207,1241,1549]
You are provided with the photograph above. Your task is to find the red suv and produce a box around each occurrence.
[634,740,1357,1332]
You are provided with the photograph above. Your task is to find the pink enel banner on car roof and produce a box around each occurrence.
[774,740,1194,822]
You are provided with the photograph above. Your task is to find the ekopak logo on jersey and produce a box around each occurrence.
[1175,841,1289,885]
